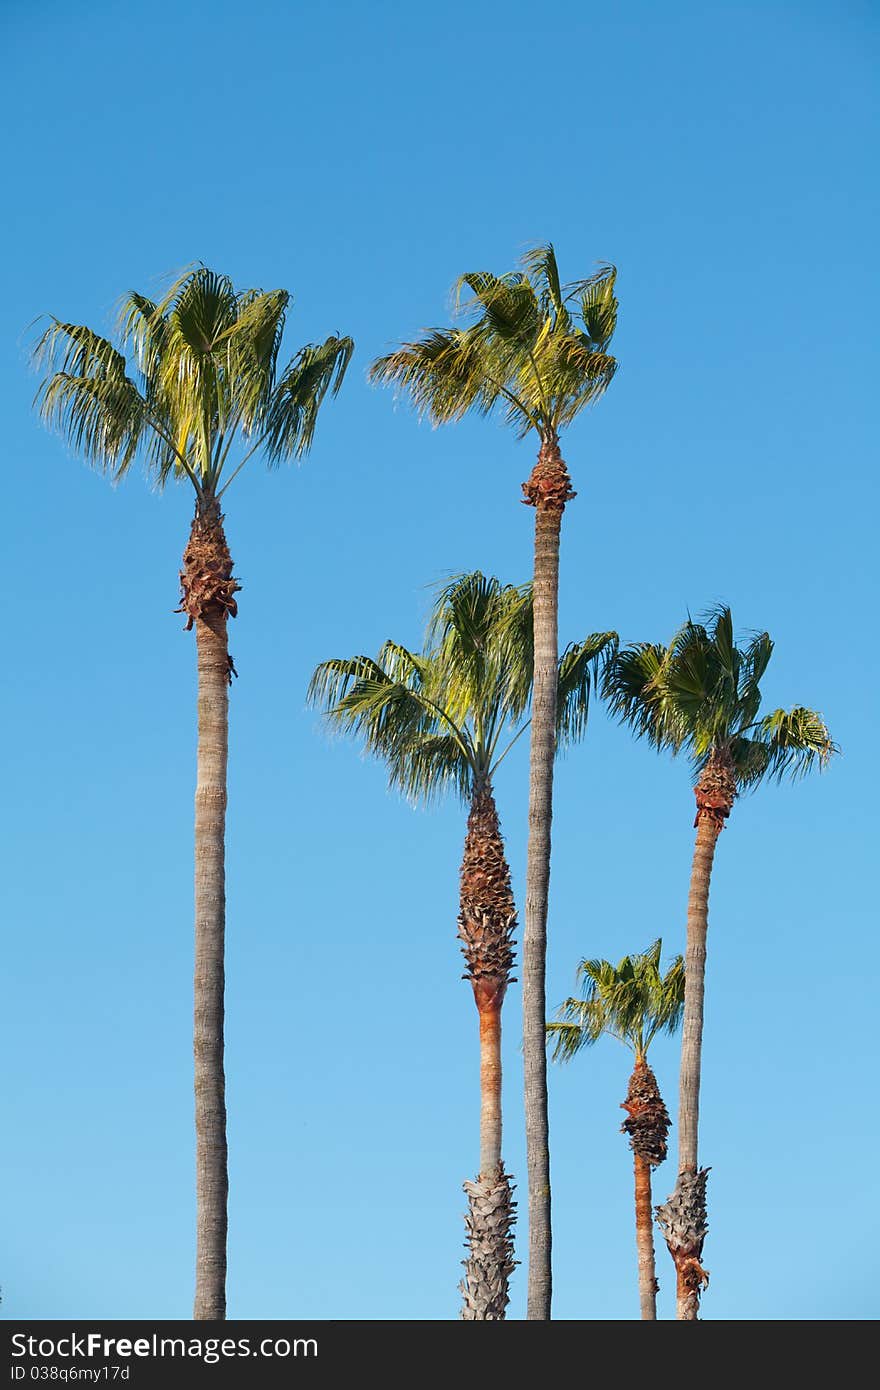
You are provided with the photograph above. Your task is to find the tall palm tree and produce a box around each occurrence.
[370,246,618,1317]
[604,607,837,1319]
[33,267,353,1319]
[547,941,684,1319]
[309,571,615,1318]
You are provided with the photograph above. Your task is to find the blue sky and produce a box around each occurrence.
[2,0,877,1320]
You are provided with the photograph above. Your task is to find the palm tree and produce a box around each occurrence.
[370,246,618,1317]
[547,941,684,1319]
[32,267,353,1319]
[604,607,837,1319]
[309,571,615,1318]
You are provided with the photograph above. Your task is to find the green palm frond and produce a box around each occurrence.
[740,629,774,690]
[605,607,839,791]
[602,642,668,743]
[546,1009,610,1061]
[576,264,618,351]
[548,939,684,1061]
[219,288,291,434]
[34,266,353,499]
[369,327,537,434]
[749,706,838,782]
[311,571,615,807]
[263,334,353,462]
[556,631,619,746]
[425,571,534,734]
[385,730,473,804]
[307,652,436,750]
[370,246,618,441]
[455,270,543,346]
[520,243,568,326]
[33,320,148,479]
[727,735,772,787]
[118,291,166,377]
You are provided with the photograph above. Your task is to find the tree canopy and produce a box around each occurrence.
[34,265,353,499]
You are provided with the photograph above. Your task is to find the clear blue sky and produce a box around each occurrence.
[2,0,876,1321]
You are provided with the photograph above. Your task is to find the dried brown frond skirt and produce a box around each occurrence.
[621,1059,671,1166]
[458,785,516,1004]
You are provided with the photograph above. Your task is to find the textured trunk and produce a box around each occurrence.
[656,1169,710,1321]
[520,432,574,1320]
[179,499,239,1322]
[458,783,517,1320]
[678,816,720,1175]
[479,1007,502,1175]
[657,753,735,1321]
[621,1056,669,1320]
[634,1156,658,1320]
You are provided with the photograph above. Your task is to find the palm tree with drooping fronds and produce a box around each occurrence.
[32,267,353,1319]
[309,570,616,1319]
[548,940,684,1319]
[604,607,837,1319]
[370,246,619,1318]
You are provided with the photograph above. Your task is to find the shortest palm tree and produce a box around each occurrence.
[548,940,684,1319]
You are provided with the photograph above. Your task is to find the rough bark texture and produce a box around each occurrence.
[622,1058,670,1320]
[460,1172,517,1320]
[659,750,736,1320]
[520,431,574,1320]
[458,783,518,1319]
[621,1057,671,1166]
[656,1168,711,1321]
[634,1156,659,1320]
[184,499,238,1321]
[691,750,737,835]
[457,784,516,1010]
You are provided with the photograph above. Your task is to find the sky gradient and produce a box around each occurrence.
[2,0,877,1320]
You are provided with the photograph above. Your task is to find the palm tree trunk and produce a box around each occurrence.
[179,498,239,1321]
[657,753,735,1320]
[458,782,516,1320]
[478,1004,503,1175]
[678,816,719,1175]
[520,432,575,1320]
[621,1056,669,1320]
[634,1155,658,1320]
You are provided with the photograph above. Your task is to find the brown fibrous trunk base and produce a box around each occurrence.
[178,500,240,679]
[622,1058,671,1166]
[521,432,576,512]
[693,750,737,832]
[459,1171,517,1320]
[656,1167,711,1316]
[459,784,516,1003]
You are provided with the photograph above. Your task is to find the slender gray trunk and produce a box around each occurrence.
[192,604,229,1319]
[182,502,236,1321]
[521,432,573,1320]
[658,798,724,1321]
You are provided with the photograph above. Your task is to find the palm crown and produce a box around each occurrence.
[308,571,617,802]
[369,245,618,441]
[33,266,354,499]
[548,939,684,1063]
[603,606,837,788]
